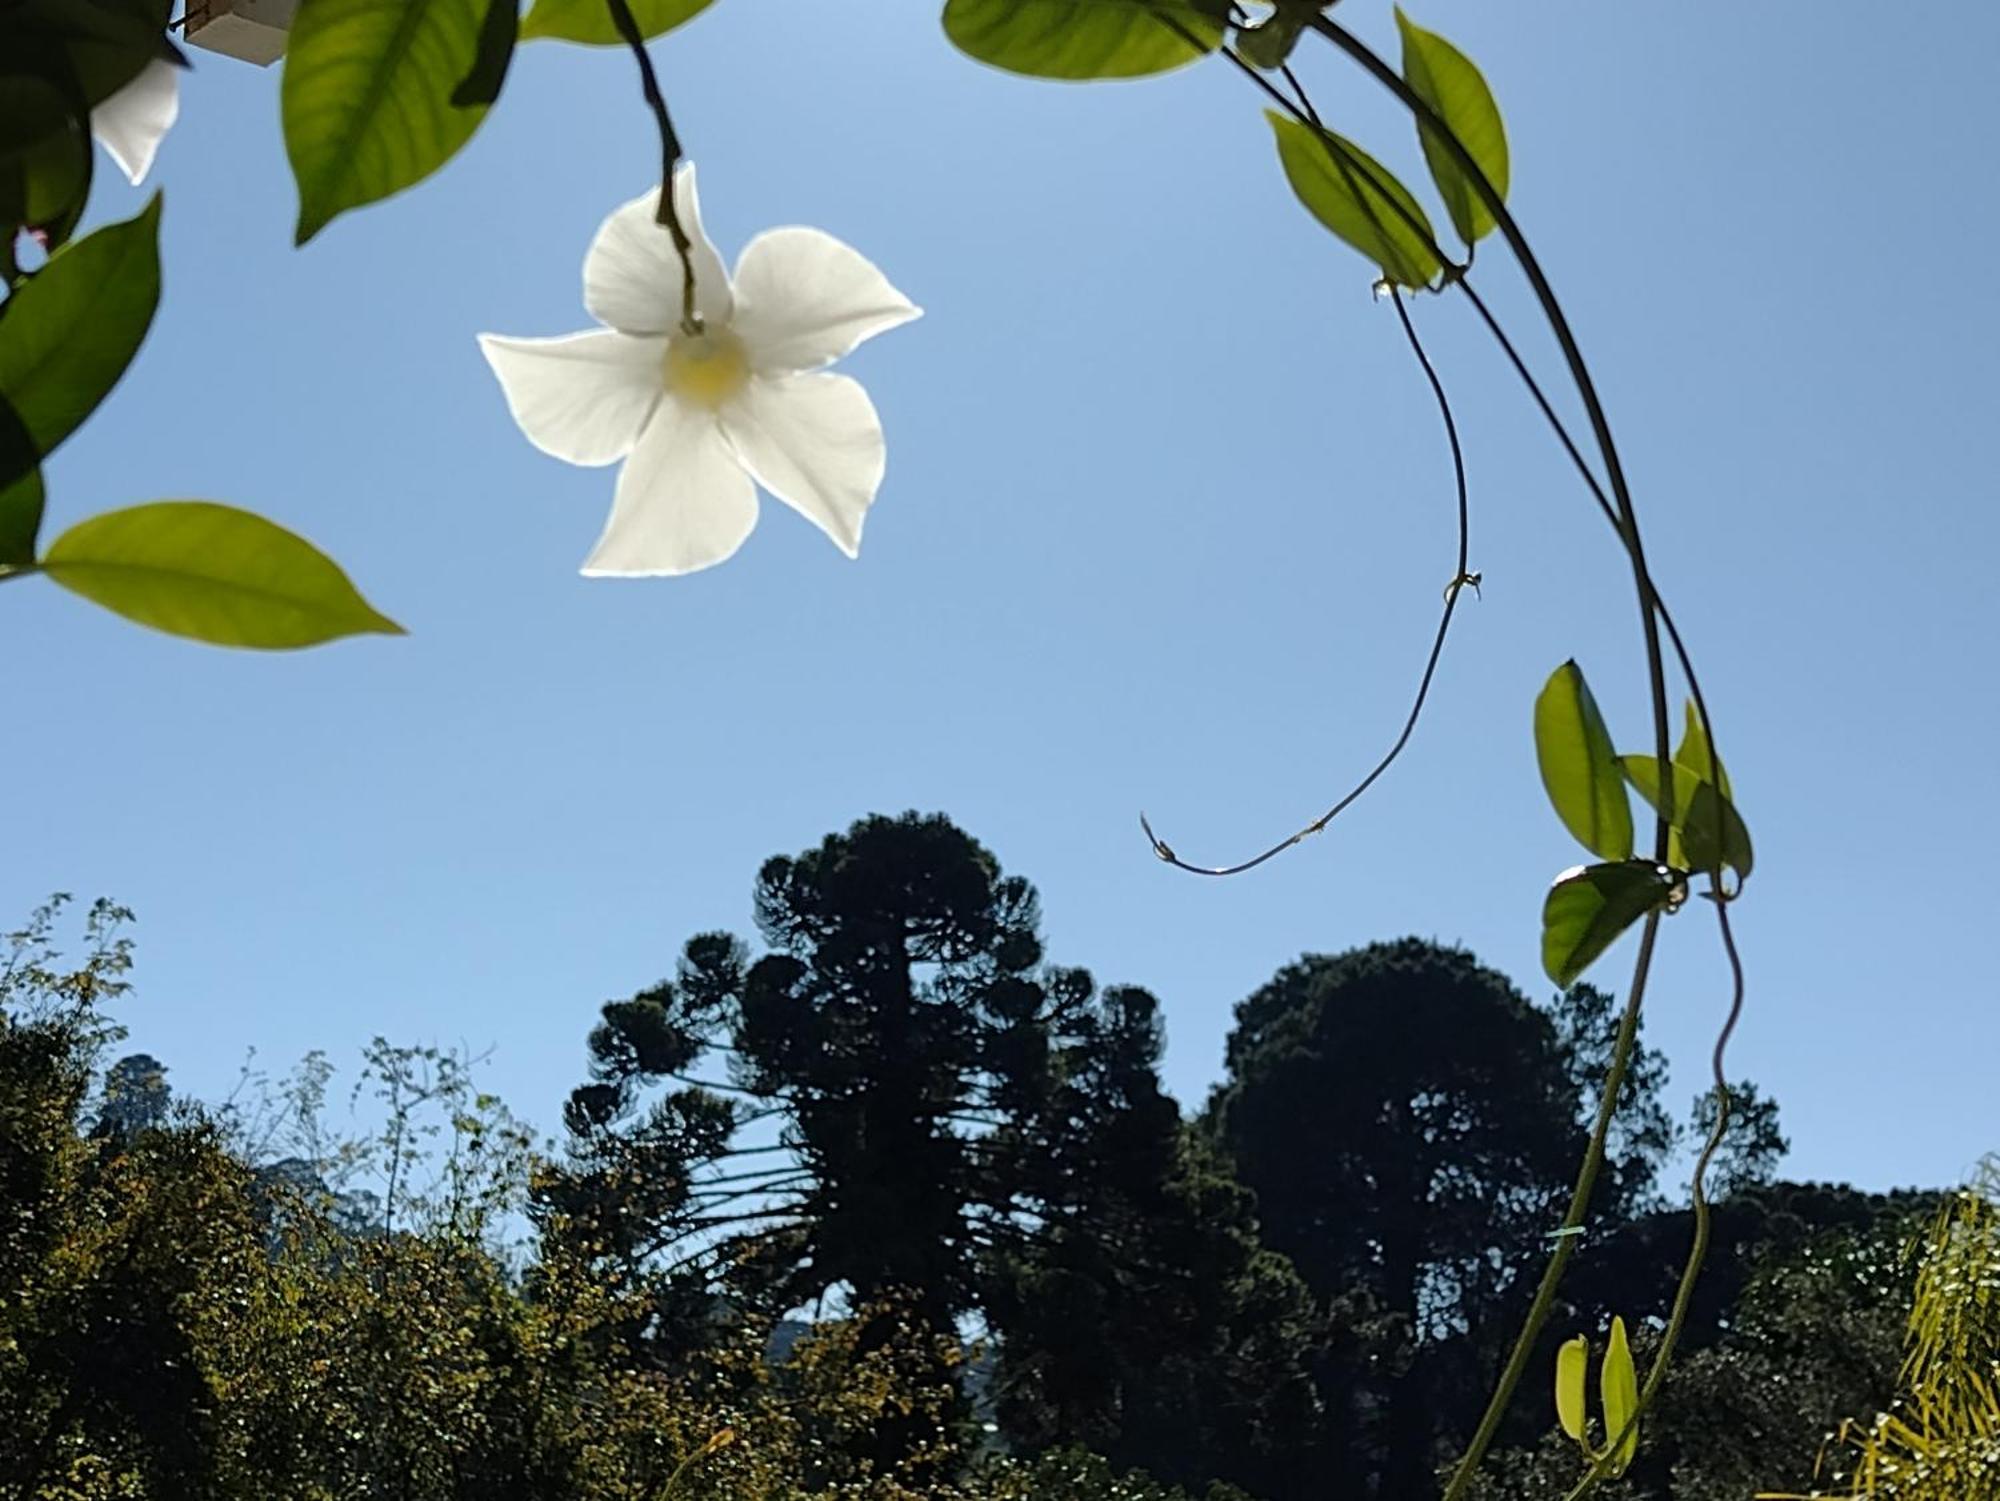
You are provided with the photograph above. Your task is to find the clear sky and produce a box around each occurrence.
[8,1,1996,1193]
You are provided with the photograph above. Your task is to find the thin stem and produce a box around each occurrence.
[1557,894,1744,1501]
[1196,34,1718,872]
[1143,289,1475,876]
[1180,21,1748,1493]
[1454,279,1732,810]
[603,0,700,334]
[1439,912,1663,1501]
[1306,16,1676,852]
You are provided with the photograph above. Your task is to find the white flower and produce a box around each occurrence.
[479,165,921,577]
[91,59,180,185]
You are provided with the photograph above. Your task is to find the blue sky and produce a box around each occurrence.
[8,1,1996,1193]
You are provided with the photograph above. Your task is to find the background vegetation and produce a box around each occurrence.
[0,817,1960,1500]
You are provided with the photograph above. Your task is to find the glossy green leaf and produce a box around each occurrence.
[1619,754,1687,869]
[21,124,92,248]
[1394,8,1507,246]
[1541,861,1672,987]
[1602,1315,1639,1475]
[942,0,1223,81]
[522,0,712,46]
[1674,698,1732,799]
[42,501,405,649]
[1267,112,1442,289]
[1555,1335,1588,1443]
[1534,660,1633,861]
[283,0,495,244]
[0,194,160,463]
[0,79,93,249]
[450,0,517,106]
[1621,756,1753,883]
[1235,2,1310,71]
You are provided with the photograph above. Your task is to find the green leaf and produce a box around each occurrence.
[1394,8,1507,246]
[942,0,1223,81]
[0,389,33,500]
[522,0,712,47]
[1620,755,1753,884]
[0,465,44,567]
[450,0,517,106]
[1674,698,1732,799]
[1534,660,1633,861]
[0,194,160,463]
[0,89,93,249]
[1234,2,1310,71]
[1266,112,1442,289]
[1541,861,1672,987]
[1555,1335,1588,1444]
[5,0,178,113]
[41,501,405,649]
[0,379,42,560]
[283,0,496,244]
[1602,1315,1640,1475]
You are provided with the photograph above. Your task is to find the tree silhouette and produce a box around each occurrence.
[1206,939,1676,1500]
[538,812,1321,1489]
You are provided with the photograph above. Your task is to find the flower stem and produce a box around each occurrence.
[603,0,701,334]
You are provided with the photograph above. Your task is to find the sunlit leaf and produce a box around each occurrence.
[942,0,1223,81]
[450,0,517,106]
[1602,1315,1639,1475]
[42,501,405,648]
[1235,2,1309,71]
[1556,1335,1589,1443]
[522,0,712,46]
[0,194,160,463]
[1534,660,1633,861]
[1674,698,1732,799]
[1394,8,1507,246]
[1620,755,1753,883]
[1267,112,1441,288]
[283,0,494,244]
[1541,861,1672,987]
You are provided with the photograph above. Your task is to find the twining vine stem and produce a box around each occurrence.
[1558,894,1745,1501]
[1282,25,1744,1497]
[1141,288,1474,877]
[603,0,701,334]
[1139,16,1745,1500]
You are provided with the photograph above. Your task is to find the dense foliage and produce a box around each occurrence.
[0,819,1954,1500]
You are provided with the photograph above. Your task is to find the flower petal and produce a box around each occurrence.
[584,164,732,336]
[721,373,885,558]
[478,329,665,466]
[731,227,921,376]
[91,59,180,186]
[584,398,758,577]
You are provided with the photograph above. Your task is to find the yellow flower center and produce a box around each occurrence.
[663,329,750,409]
